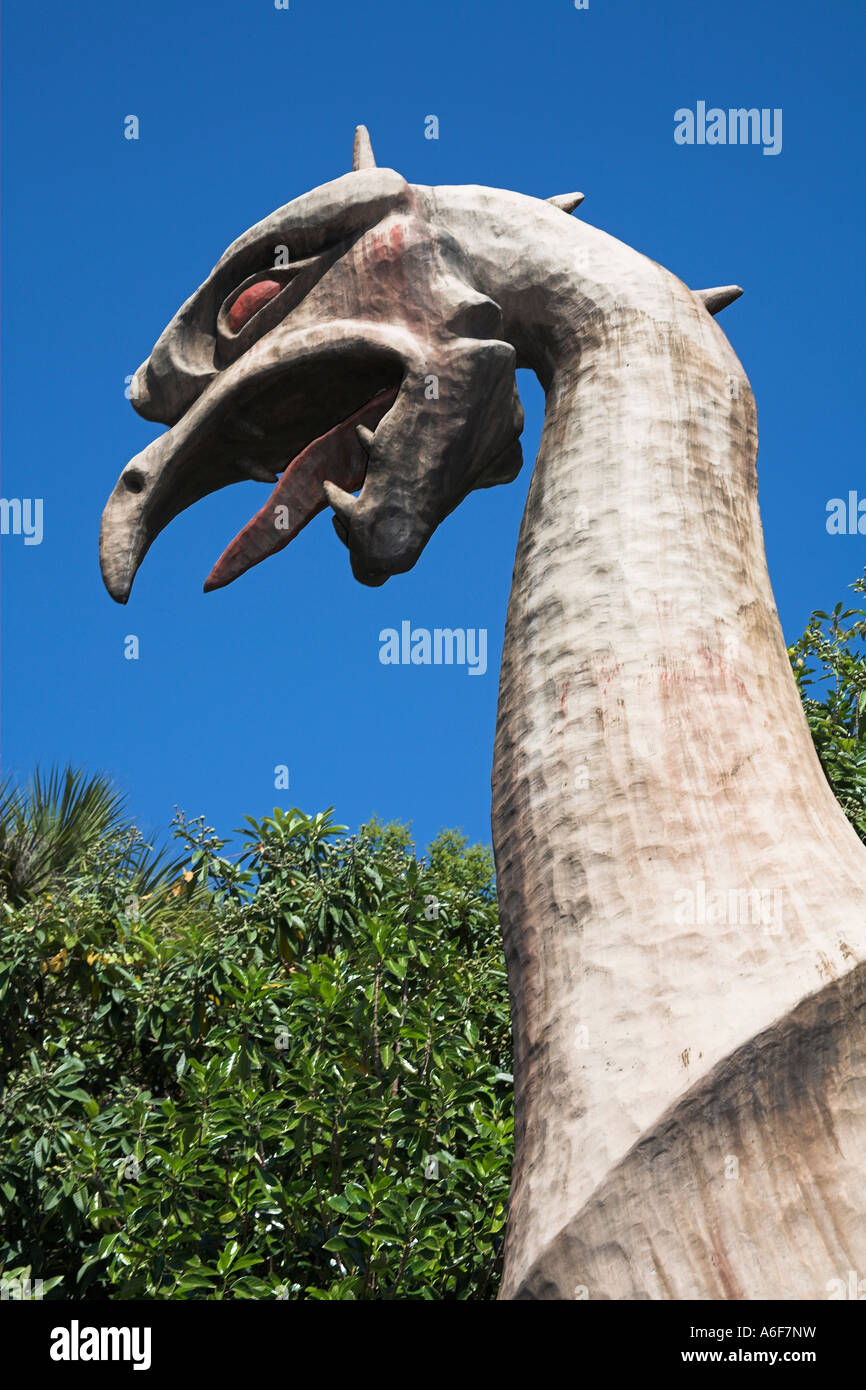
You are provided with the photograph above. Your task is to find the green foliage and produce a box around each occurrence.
[0,792,511,1300]
[4,572,862,1303]
[0,767,181,908]
[788,569,866,842]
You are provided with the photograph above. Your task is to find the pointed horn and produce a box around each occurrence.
[695,285,743,316]
[323,479,360,526]
[355,423,376,453]
[353,125,376,171]
[547,192,585,213]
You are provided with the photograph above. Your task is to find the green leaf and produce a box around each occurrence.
[217,1240,241,1275]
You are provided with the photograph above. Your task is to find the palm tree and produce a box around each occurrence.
[0,766,176,907]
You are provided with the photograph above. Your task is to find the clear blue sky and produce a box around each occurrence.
[2,0,863,855]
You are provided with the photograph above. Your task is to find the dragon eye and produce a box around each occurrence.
[228,279,283,333]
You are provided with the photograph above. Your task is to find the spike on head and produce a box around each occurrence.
[547,192,585,213]
[695,285,743,316]
[353,125,377,172]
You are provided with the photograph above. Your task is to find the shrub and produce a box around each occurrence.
[0,804,512,1300]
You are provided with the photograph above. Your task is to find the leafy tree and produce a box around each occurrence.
[0,801,511,1300]
[788,569,866,842]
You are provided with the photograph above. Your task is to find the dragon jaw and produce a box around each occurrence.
[99,148,524,603]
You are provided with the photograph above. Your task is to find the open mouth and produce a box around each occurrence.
[100,329,408,604]
[103,308,524,605]
[203,385,398,592]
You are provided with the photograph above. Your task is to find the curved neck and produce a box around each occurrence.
[428,187,866,1295]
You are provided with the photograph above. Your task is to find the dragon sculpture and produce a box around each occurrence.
[100,127,866,1300]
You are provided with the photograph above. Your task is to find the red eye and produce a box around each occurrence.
[228,279,283,333]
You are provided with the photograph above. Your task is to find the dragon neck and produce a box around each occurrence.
[429,187,866,1296]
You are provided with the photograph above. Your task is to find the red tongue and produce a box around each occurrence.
[204,388,398,592]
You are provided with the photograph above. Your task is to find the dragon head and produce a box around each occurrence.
[99,127,525,601]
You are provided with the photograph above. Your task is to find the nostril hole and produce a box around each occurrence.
[123,469,146,494]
